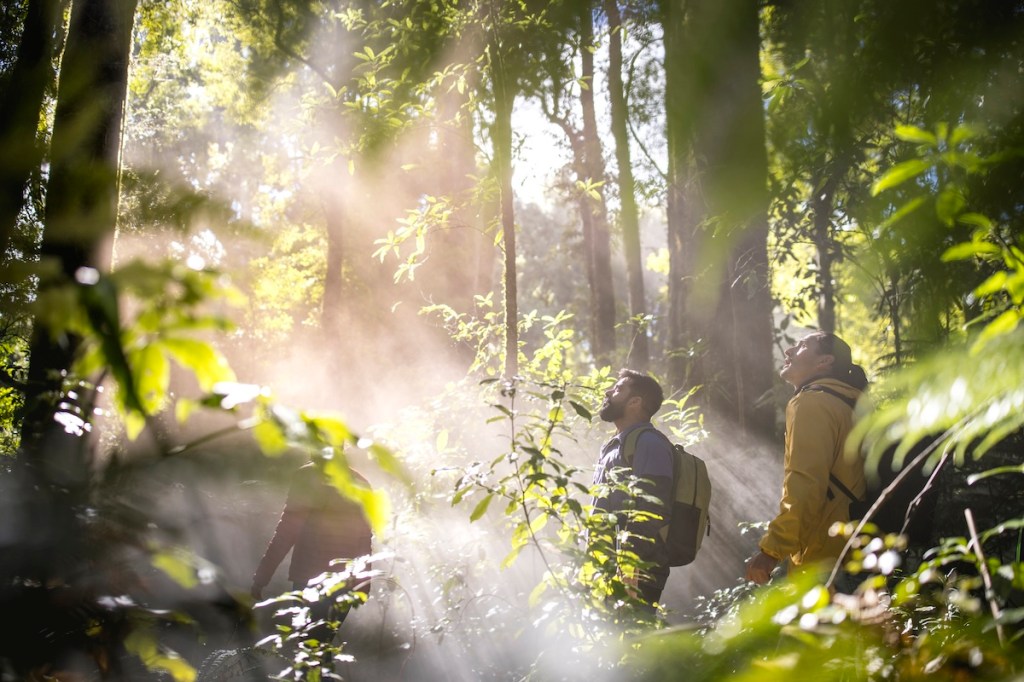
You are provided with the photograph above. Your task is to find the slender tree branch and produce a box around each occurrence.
[965,507,1005,647]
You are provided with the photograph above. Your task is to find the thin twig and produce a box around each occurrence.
[965,507,1005,647]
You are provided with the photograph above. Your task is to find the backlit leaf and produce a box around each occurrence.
[470,493,494,522]
[871,159,931,195]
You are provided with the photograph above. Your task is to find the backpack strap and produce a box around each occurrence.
[620,426,654,467]
[799,383,862,504]
[621,425,677,486]
[828,472,859,503]
[799,382,857,409]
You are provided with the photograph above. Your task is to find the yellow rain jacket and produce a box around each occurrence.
[759,377,866,569]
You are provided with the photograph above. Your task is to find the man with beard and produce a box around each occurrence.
[591,369,675,606]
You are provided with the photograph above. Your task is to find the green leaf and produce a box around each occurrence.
[322,458,392,535]
[528,580,548,608]
[305,412,353,448]
[161,337,235,391]
[132,343,170,413]
[935,186,966,226]
[124,627,196,682]
[569,400,592,421]
[967,464,1024,485]
[124,410,146,441]
[368,443,412,487]
[151,547,199,589]
[950,123,985,147]
[253,418,289,456]
[175,398,198,424]
[974,271,1009,297]
[980,518,1024,545]
[879,196,927,230]
[871,158,931,196]
[958,212,994,231]
[941,241,1001,262]
[971,310,1021,353]
[895,124,937,146]
[470,492,494,522]
[501,543,524,570]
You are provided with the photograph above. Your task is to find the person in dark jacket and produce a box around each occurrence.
[591,369,674,606]
[251,459,373,639]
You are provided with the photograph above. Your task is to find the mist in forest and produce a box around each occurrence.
[94,10,806,681]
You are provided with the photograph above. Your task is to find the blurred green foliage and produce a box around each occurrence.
[1,0,1024,680]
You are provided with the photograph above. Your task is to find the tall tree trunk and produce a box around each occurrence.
[542,113,605,363]
[0,0,66,257]
[20,0,139,453]
[812,186,836,333]
[579,4,616,367]
[605,0,649,371]
[435,84,493,314]
[662,0,700,391]
[321,180,345,340]
[663,0,774,433]
[491,42,518,378]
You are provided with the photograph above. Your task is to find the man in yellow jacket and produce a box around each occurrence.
[746,332,868,585]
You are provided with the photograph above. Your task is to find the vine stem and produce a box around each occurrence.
[505,379,601,643]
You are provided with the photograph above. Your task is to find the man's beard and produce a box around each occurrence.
[599,400,624,422]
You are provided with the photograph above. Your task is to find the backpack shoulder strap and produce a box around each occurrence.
[828,473,859,502]
[621,425,661,466]
[800,383,857,409]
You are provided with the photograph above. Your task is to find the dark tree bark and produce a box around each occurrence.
[20,0,139,453]
[605,0,650,371]
[662,0,774,433]
[663,0,700,391]
[579,4,617,367]
[0,0,66,256]
[812,177,837,333]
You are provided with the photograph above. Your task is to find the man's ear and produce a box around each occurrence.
[818,353,836,371]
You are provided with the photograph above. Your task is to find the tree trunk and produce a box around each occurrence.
[605,0,649,371]
[435,84,493,313]
[662,0,700,391]
[662,0,774,433]
[491,42,518,378]
[0,0,66,256]
[20,0,139,453]
[579,4,616,367]
[321,179,345,340]
[812,187,836,333]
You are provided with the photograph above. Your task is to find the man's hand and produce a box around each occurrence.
[745,550,780,585]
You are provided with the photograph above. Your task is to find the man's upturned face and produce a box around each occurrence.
[780,334,832,388]
[599,377,634,422]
